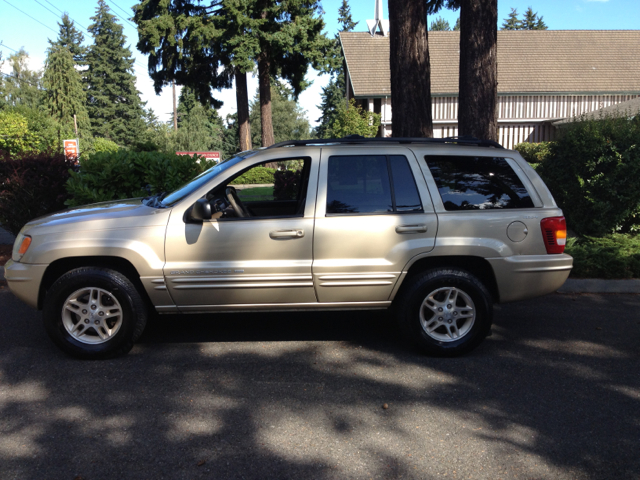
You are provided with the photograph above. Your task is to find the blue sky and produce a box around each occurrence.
[1,0,639,126]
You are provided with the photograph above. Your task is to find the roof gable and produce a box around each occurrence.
[339,30,640,96]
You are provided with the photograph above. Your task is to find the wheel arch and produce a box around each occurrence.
[396,255,500,304]
[38,256,151,310]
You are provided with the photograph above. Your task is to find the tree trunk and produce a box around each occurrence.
[458,0,498,141]
[258,51,274,147]
[388,0,433,138]
[235,68,252,151]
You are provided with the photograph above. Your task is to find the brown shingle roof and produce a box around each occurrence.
[339,30,640,96]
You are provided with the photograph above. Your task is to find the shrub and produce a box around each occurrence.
[514,141,554,164]
[537,115,640,236]
[65,150,215,207]
[230,166,275,185]
[326,98,381,139]
[274,169,302,200]
[566,234,640,279]
[0,151,74,235]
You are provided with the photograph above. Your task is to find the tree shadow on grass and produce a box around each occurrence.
[0,292,639,479]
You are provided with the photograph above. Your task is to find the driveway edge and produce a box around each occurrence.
[558,278,640,294]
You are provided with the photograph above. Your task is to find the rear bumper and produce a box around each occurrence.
[487,254,573,303]
[4,259,48,309]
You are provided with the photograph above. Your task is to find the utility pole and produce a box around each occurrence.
[172,81,178,132]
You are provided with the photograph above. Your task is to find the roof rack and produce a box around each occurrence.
[268,135,503,149]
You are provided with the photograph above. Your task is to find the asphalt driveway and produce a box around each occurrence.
[0,289,639,480]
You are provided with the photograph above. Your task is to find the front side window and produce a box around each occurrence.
[425,156,534,211]
[326,155,423,215]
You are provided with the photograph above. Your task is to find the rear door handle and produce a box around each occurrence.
[269,229,305,239]
[396,224,427,234]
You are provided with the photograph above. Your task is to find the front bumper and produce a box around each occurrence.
[4,259,48,309]
[487,254,573,303]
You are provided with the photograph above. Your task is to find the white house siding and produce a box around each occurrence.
[365,94,638,149]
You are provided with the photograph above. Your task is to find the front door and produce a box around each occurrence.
[164,156,318,310]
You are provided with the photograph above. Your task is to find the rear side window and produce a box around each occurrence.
[425,156,534,211]
[327,155,423,214]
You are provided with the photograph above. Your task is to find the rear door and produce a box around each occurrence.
[311,146,438,304]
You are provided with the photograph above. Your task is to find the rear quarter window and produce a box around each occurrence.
[424,155,534,211]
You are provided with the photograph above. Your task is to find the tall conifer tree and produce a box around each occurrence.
[316,0,357,139]
[42,44,91,141]
[49,14,87,64]
[85,0,145,146]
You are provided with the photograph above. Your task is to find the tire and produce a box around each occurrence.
[43,267,148,359]
[396,268,493,357]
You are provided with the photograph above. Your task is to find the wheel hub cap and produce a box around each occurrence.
[61,287,123,345]
[419,287,476,343]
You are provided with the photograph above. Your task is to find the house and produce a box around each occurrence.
[339,29,640,148]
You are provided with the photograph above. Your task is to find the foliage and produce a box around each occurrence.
[85,0,146,147]
[0,151,74,235]
[566,235,640,279]
[316,0,358,139]
[4,106,59,154]
[65,150,214,207]
[501,7,547,30]
[230,167,276,186]
[429,17,451,31]
[42,44,91,142]
[537,115,640,236]
[274,169,302,200]
[0,50,42,109]
[250,83,311,146]
[514,141,554,164]
[49,13,88,64]
[453,17,460,31]
[0,110,38,156]
[326,99,381,139]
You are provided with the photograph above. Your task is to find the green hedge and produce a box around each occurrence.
[230,166,275,185]
[537,115,640,237]
[0,151,74,235]
[65,150,215,207]
[514,141,554,164]
[567,234,640,279]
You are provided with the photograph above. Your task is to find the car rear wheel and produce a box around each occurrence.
[396,268,493,356]
[43,267,147,359]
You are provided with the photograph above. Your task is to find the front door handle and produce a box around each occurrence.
[269,229,305,239]
[396,224,427,234]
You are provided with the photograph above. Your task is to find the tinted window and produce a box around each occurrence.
[390,155,423,212]
[327,155,423,214]
[425,156,534,211]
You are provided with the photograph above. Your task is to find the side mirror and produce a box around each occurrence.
[190,198,212,221]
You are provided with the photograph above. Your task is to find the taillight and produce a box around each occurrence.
[540,217,566,254]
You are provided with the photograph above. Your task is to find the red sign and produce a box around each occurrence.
[176,151,220,161]
[64,139,79,161]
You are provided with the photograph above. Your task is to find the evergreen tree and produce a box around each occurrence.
[453,17,461,31]
[315,0,358,139]
[0,50,42,108]
[85,0,146,146]
[174,87,229,155]
[501,8,521,30]
[49,13,87,64]
[521,7,547,30]
[429,17,451,31]
[42,44,91,141]
[134,0,331,150]
[249,81,311,146]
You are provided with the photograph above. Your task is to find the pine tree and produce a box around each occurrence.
[429,17,451,31]
[316,0,358,139]
[522,7,548,30]
[85,0,146,146]
[42,44,91,141]
[49,13,87,64]
[453,17,461,31]
[501,8,521,30]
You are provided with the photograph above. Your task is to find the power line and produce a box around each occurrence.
[39,0,89,31]
[32,0,63,22]
[104,0,137,30]
[1,0,58,34]
[0,42,20,54]
[105,0,137,29]
[0,71,41,88]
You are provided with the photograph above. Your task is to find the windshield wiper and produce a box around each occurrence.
[142,192,167,208]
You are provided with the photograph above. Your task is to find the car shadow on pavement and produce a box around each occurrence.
[0,291,639,479]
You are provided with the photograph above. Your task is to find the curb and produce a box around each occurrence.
[558,278,640,294]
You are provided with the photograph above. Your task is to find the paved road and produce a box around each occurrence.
[0,289,638,480]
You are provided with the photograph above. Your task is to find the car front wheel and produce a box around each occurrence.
[396,268,493,356]
[43,267,147,359]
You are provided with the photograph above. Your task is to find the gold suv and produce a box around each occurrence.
[5,137,572,359]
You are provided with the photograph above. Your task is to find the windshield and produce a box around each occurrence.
[160,151,256,207]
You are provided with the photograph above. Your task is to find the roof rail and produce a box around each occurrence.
[268,135,504,149]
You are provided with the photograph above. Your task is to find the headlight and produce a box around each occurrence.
[12,233,32,262]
